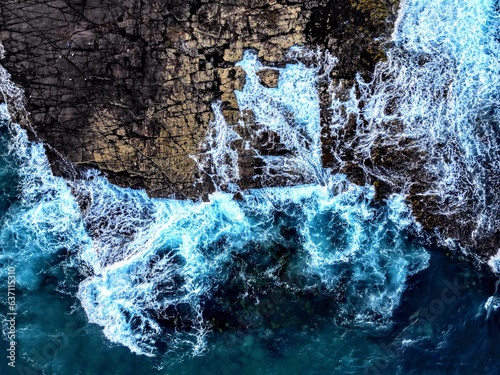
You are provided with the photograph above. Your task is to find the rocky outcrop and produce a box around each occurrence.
[0,0,398,199]
[4,0,496,259]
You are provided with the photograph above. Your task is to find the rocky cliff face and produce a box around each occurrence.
[1,0,497,258]
[0,0,397,197]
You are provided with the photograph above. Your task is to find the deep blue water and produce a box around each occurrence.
[1,0,500,373]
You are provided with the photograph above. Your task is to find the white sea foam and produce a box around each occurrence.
[74,172,428,354]
[0,50,26,122]
[0,19,435,358]
[0,103,90,291]
[0,107,429,355]
[198,49,335,188]
[295,180,428,324]
[0,40,431,356]
[329,0,500,247]
[194,101,242,191]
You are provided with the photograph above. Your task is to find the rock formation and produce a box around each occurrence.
[1,0,497,258]
[0,0,397,196]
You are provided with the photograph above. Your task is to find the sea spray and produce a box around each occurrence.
[195,101,242,192]
[0,19,432,362]
[0,1,499,372]
[197,49,335,190]
[0,47,430,357]
[75,173,429,356]
[328,0,500,250]
[0,104,90,292]
[235,50,328,185]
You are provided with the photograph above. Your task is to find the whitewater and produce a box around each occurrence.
[1,0,500,374]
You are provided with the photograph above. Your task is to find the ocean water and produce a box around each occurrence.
[1,0,500,374]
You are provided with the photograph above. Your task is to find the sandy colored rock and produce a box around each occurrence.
[256,69,280,88]
[0,0,405,201]
[3,0,497,257]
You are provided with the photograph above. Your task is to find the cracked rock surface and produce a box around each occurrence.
[2,0,497,258]
[0,0,397,198]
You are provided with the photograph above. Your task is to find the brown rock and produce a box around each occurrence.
[3,0,357,199]
[256,69,280,88]
[0,0,406,206]
[4,0,496,258]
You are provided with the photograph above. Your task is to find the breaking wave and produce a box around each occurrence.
[328,0,500,250]
[0,100,428,356]
[1,0,499,362]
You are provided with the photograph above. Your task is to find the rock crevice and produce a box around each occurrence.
[0,0,397,198]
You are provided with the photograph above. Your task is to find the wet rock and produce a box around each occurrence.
[2,0,495,259]
[0,0,398,199]
[256,69,280,88]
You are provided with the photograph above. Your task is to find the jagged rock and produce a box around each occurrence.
[256,69,280,88]
[1,0,496,258]
[0,0,397,199]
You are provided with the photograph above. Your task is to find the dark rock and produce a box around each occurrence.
[0,0,398,199]
[4,1,496,260]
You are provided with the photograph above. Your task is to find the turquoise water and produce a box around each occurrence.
[1,0,500,373]
[0,114,498,374]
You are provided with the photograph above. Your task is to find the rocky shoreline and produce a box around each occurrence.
[0,0,397,195]
[1,0,498,259]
